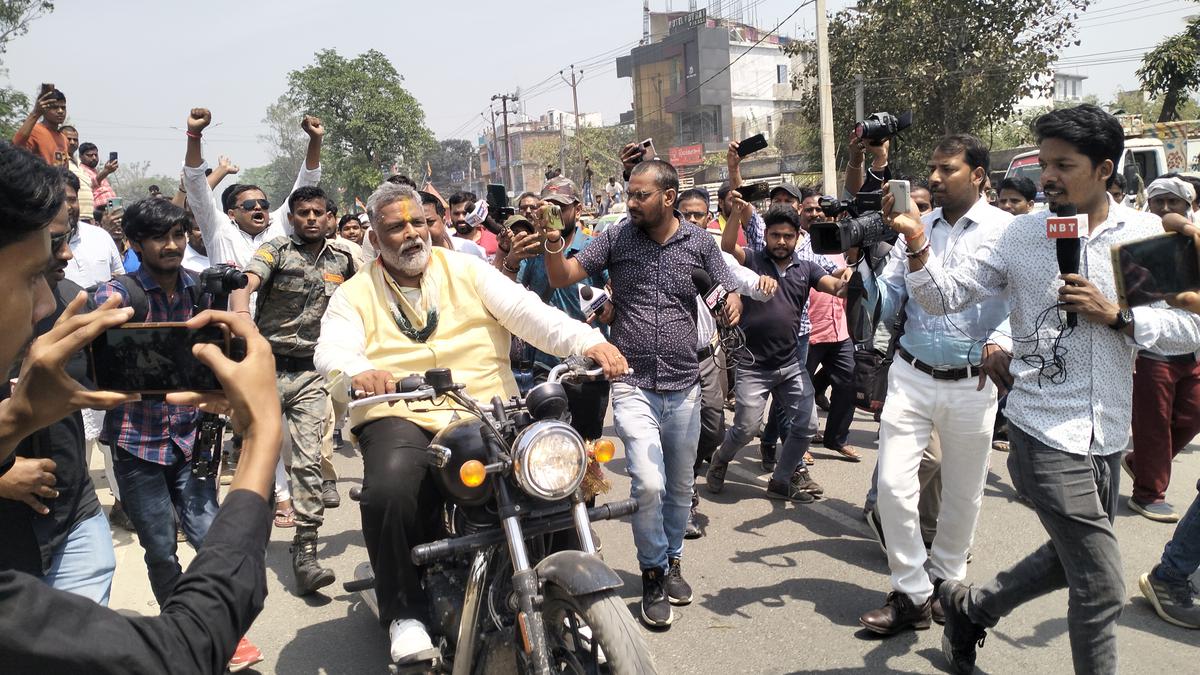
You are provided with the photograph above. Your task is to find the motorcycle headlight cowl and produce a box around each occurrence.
[511,421,587,500]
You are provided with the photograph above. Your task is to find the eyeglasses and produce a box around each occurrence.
[627,189,663,203]
[519,202,539,212]
[680,210,709,222]
[238,199,270,211]
[50,222,78,251]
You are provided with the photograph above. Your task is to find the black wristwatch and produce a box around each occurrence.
[1109,308,1133,331]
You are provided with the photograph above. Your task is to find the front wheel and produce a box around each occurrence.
[541,584,659,675]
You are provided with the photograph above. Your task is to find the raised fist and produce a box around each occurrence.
[301,114,325,138]
[188,108,212,134]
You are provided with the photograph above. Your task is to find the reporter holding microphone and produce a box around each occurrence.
[0,141,285,674]
[886,105,1200,675]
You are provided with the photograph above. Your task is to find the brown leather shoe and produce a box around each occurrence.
[859,591,932,635]
[932,594,945,625]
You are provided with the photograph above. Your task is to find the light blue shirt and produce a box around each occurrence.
[864,197,1013,367]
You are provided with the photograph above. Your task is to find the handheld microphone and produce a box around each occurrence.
[691,268,729,316]
[1047,204,1084,328]
[578,285,609,318]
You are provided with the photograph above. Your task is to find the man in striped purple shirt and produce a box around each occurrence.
[93,199,217,603]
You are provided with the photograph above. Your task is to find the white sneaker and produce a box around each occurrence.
[388,618,434,663]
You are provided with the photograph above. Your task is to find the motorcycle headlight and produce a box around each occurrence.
[511,421,587,500]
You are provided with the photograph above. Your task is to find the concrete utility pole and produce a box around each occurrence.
[492,92,519,188]
[485,110,498,183]
[816,0,837,195]
[854,73,865,124]
[560,65,585,178]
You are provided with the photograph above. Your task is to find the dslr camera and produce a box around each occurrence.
[854,111,913,144]
[809,193,897,254]
[200,264,249,305]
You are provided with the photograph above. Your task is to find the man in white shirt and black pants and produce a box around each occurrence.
[891,105,1200,675]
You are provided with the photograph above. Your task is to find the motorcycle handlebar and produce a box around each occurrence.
[410,498,639,566]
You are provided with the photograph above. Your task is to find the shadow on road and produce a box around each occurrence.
[274,599,392,674]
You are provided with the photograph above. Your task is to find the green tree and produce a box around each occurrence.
[784,0,1090,176]
[569,122,637,185]
[0,1,52,56]
[1106,89,1200,123]
[0,2,53,137]
[1137,14,1200,122]
[424,139,479,192]
[108,160,177,201]
[283,49,435,204]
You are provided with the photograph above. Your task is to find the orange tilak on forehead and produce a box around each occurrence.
[399,200,412,223]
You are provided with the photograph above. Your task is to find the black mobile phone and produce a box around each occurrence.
[109,151,118,163]
[39,82,53,97]
[739,181,771,202]
[1112,233,1200,308]
[736,133,768,158]
[90,323,231,393]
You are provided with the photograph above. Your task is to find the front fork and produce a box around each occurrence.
[502,512,552,675]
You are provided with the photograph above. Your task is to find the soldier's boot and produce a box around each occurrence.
[291,527,335,595]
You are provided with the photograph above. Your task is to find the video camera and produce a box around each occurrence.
[854,111,913,145]
[200,264,249,305]
[808,193,898,254]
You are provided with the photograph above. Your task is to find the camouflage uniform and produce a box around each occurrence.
[245,235,356,531]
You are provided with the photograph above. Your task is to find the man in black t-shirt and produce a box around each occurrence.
[706,204,846,501]
[0,203,113,604]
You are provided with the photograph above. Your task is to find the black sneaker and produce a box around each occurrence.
[766,478,816,503]
[940,580,987,674]
[865,504,887,554]
[759,442,777,472]
[705,461,728,494]
[640,567,673,627]
[666,557,693,605]
[791,467,823,496]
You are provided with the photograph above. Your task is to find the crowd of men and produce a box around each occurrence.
[0,82,1198,675]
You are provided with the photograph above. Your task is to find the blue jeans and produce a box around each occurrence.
[1157,479,1200,583]
[762,335,813,445]
[113,446,219,604]
[611,382,701,571]
[43,510,116,605]
[715,360,814,484]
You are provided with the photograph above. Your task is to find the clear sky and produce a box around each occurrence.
[4,0,1191,176]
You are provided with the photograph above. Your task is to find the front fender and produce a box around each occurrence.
[535,550,622,596]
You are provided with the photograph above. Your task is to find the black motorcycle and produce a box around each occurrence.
[344,357,658,675]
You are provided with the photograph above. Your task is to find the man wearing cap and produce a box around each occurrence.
[1126,175,1200,522]
[498,177,608,380]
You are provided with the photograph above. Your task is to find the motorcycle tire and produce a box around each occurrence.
[541,584,659,675]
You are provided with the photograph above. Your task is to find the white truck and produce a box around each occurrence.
[1004,115,1200,206]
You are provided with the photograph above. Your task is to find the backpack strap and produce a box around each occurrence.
[112,274,150,323]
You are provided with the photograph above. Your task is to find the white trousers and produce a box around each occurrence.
[877,357,997,603]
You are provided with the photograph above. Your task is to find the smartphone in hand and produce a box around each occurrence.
[889,180,911,214]
[736,133,768,158]
[640,138,659,161]
[91,323,232,393]
[109,151,118,163]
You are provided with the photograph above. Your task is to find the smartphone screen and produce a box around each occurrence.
[734,182,770,203]
[91,323,229,393]
[1113,233,1200,307]
[737,133,768,158]
[487,183,508,210]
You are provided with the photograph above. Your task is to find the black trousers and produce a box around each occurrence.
[806,338,856,448]
[355,417,441,626]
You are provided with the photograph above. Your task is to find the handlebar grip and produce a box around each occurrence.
[399,375,425,393]
[590,498,639,521]
[412,539,455,567]
[563,355,599,372]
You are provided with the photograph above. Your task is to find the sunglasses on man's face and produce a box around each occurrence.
[50,223,78,251]
[238,199,270,211]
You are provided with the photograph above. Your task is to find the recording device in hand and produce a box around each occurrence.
[692,268,729,317]
[809,193,896,254]
[736,133,768,158]
[1113,232,1200,308]
[91,323,230,393]
[109,151,118,163]
[854,111,913,145]
[487,183,515,223]
[640,138,659,161]
[737,182,771,203]
[888,180,911,214]
[579,285,610,320]
[540,203,564,231]
[1048,204,1082,327]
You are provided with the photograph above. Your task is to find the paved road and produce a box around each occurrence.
[103,407,1200,674]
